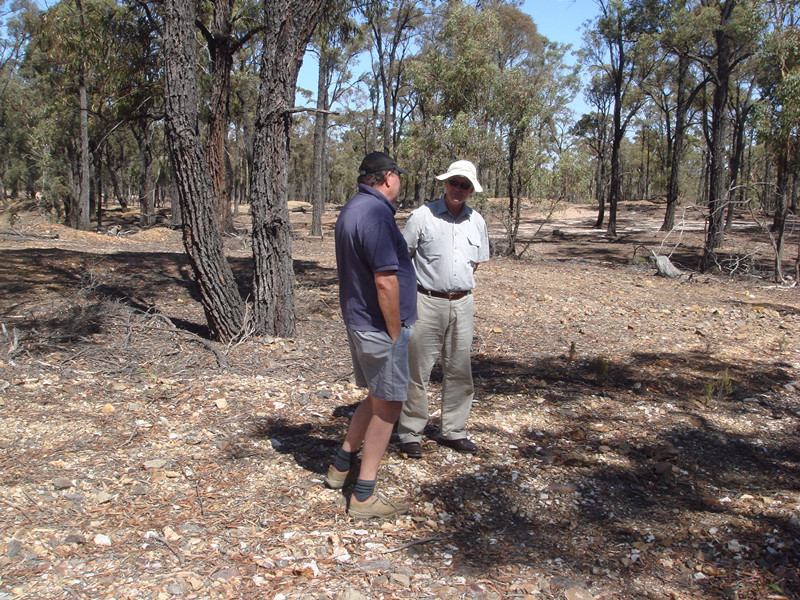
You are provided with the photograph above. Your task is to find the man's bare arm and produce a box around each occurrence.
[374,270,401,341]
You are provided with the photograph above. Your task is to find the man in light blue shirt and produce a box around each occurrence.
[397,160,490,458]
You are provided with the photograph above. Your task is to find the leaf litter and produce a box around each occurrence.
[0,202,798,600]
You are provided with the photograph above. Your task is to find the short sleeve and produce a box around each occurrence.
[402,210,421,257]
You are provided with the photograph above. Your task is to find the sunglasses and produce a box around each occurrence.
[446,179,473,191]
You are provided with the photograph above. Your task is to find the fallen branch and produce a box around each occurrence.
[0,227,59,240]
[147,534,185,566]
[0,497,34,523]
[381,535,449,554]
[135,311,229,370]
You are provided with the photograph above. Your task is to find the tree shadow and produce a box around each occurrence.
[382,348,799,595]
[418,419,799,596]
[250,402,361,476]
[0,247,337,345]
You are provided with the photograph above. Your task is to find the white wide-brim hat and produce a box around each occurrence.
[435,160,483,193]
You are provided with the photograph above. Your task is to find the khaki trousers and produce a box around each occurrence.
[398,292,475,443]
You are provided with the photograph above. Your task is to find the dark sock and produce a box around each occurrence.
[332,447,357,472]
[353,479,376,502]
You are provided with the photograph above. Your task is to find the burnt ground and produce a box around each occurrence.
[0,199,798,600]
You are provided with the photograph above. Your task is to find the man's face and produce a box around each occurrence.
[384,169,402,203]
[444,177,473,207]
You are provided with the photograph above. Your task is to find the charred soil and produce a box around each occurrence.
[0,200,798,600]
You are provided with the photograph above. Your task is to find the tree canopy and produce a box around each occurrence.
[2,0,798,337]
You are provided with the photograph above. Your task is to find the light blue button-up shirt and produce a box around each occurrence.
[403,197,490,294]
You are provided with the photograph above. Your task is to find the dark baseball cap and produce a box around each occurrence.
[358,151,408,176]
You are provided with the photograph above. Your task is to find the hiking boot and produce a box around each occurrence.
[348,492,409,519]
[325,465,352,489]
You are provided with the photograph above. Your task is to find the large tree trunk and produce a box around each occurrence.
[163,0,245,341]
[249,0,325,337]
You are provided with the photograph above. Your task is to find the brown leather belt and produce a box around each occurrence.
[417,285,471,300]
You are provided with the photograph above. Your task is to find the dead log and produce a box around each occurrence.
[653,254,683,278]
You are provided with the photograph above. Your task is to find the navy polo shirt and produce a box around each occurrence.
[335,184,418,332]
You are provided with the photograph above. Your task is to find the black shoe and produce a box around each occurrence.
[438,438,478,454]
[398,441,423,459]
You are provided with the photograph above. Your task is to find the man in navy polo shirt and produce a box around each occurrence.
[326,151,417,519]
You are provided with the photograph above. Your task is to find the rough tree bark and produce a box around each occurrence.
[74,0,91,231]
[163,0,245,341]
[250,0,326,337]
[205,0,236,234]
[134,120,156,227]
[701,0,737,271]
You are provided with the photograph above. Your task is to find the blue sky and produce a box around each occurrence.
[297,0,598,116]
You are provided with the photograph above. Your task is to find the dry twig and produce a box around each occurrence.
[381,535,449,554]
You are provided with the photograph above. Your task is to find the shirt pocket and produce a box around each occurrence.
[466,232,482,263]
[419,223,437,244]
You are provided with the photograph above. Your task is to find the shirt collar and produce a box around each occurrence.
[358,183,396,214]
[432,196,472,220]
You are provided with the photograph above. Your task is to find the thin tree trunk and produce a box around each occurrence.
[135,121,156,227]
[505,137,518,255]
[725,104,747,233]
[607,122,622,237]
[94,154,102,228]
[311,51,329,238]
[75,0,91,232]
[594,153,606,229]
[662,66,688,231]
[772,147,790,282]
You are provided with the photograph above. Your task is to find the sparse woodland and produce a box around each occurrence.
[1,201,799,600]
[1,0,799,598]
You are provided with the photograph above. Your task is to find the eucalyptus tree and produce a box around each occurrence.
[196,0,265,234]
[113,0,163,228]
[249,2,329,336]
[492,15,578,254]
[0,1,35,207]
[164,0,326,340]
[360,0,425,155]
[650,2,708,231]
[582,0,664,237]
[0,0,33,92]
[25,0,159,229]
[576,73,613,228]
[309,3,364,237]
[408,1,576,252]
[406,1,501,192]
[754,0,800,281]
[687,0,763,271]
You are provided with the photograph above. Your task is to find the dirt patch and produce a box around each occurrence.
[0,201,798,600]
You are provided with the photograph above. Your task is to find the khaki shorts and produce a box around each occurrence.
[346,326,411,402]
